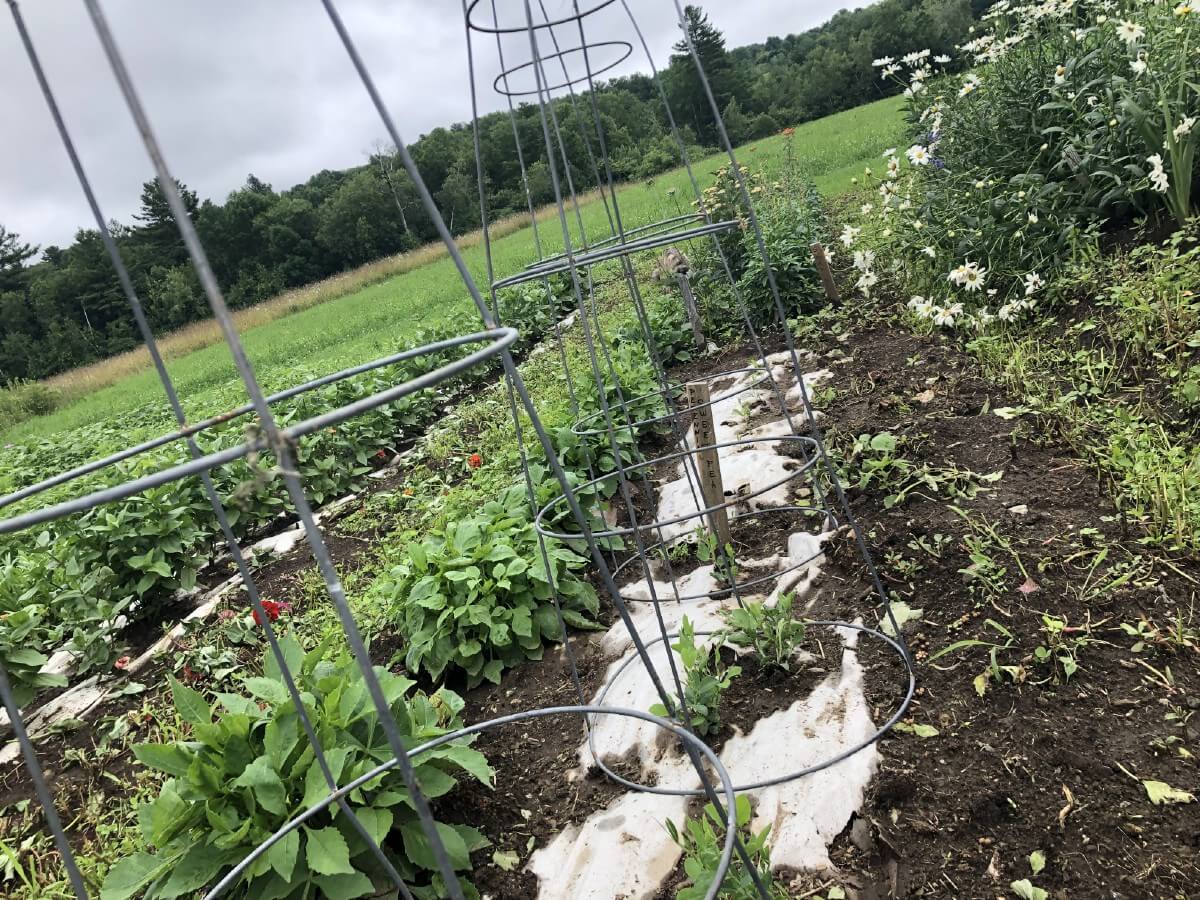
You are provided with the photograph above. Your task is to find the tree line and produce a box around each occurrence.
[0,0,987,384]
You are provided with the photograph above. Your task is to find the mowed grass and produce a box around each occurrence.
[5,96,905,442]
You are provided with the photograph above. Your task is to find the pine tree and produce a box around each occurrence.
[669,6,741,145]
[0,225,37,293]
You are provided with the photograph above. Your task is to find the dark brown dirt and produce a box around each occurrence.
[796,323,1200,899]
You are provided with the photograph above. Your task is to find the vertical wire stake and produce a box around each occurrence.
[685,381,731,552]
[811,242,840,307]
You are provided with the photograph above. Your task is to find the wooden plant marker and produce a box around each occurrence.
[811,242,840,307]
[684,381,732,552]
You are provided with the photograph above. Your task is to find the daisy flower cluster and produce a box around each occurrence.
[845,0,1199,336]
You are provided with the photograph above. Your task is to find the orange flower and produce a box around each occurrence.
[467,453,483,469]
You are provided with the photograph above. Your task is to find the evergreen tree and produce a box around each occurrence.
[669,5,740,144]
[0,226,37,293]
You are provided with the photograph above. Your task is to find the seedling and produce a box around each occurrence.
[1033,614,1092,681]
[651,617,740,737]
[719,592,808,672]
[927,618,1024,696]
[665,795,787,900]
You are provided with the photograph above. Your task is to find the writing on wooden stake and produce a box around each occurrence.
[684,381,731,551]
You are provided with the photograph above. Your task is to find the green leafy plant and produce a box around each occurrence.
[664,795,786,900]
[719,593,808,673]
[650,617,740,737]
[1034,614,1091,681]
[927,618,1024,697]
[102,634,492,900]
[378,487,599,686]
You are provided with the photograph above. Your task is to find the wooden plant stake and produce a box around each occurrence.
[811,242,840,307]
[676,272,706,350]
[684,381,732,552]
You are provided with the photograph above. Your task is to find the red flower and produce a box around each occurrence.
[114,656,131,671]
[253,600,290,626]
[467,453,483,469]
[375,449,388,461]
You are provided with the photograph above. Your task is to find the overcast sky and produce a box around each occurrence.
[1,1,865,249]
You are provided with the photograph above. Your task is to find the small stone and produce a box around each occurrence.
[1007,504,1029,515]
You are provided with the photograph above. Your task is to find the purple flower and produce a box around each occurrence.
[932,157,946,171]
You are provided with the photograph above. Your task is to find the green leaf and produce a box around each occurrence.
[1010,879,1048,900]
[1029,850,1046,876]
[170,676,211,726]
[438,745,494,786]
[158,843,230,898]
[492,849,520,871]
[264,634,305,684]
[100,852,170,900]
[352,807,393,847]
[133,743,194,778]
[869,432,896,452]
[243,676,290,706]
[893,722,939,739]
[880,601,922,637]
[400,821,471,871]
[305,825,355,876]
[233,756,288,816]
[1143,779,1195,805]
[313,872,375,900]
[266,829,300,883]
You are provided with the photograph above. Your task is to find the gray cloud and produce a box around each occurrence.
[0,1,862,248]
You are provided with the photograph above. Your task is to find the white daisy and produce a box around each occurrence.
[1174,116,1196,139]
[934,54,951,64]
[1116,20,1145,44]
[853,249,876,271]
[1024,272,1044,295]
[840,224,861,247]
[1130,57,1148,77]
[907,145,932,165]
[961,265,986,291]
[932,305,957,327]
[856,270,879,292]
[873,56,895,67]
[922,245,937,259]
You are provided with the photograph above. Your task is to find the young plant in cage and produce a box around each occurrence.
[650,617,740,738]
[664,795,787,900]
[719,592,809,674]
[102,634,492,900]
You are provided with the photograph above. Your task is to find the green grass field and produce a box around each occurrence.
[3,96,904,444]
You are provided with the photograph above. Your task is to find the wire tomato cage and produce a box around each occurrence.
[0,1,915,898]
